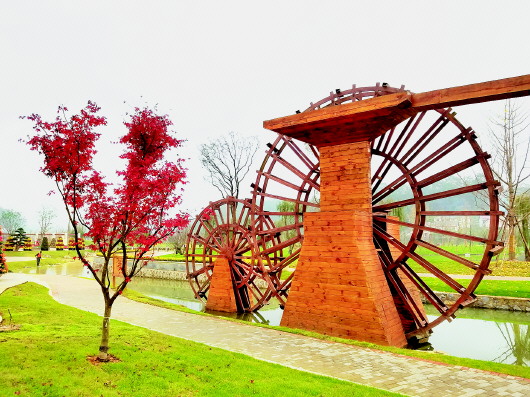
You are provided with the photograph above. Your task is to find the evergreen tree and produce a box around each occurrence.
[41,236,49,251]
[10,228,27,251]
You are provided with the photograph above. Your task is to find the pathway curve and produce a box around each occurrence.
[1,273,529,397]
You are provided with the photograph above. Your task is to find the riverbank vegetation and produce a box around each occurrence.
[0,283,399,397]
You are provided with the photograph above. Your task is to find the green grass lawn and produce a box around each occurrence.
[3,250,85,272]
[3,250,82,258]
[153,252,186,261]
[423,277,530,298]
[0,283,400,397]
[409,244,530,277]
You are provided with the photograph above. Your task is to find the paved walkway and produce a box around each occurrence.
[1,273,529,397]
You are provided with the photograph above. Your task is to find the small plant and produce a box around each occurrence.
[68,237,76,250]
[0,232,8,275]
[50,237,56,249]
[56,236,64,250]
[24,237,33,251]
[4,236,15,251]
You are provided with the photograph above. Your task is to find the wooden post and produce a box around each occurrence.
[112,255,126,290]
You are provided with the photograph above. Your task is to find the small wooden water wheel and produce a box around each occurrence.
[185,197,281,312]
[253,84,504,338]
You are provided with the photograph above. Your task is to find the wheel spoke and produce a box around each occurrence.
[266,151,320,190]
[414,239,488,273]
[373,223,468,294]
[372,131,473,204]
[372,113,423,190]
[373,223,450,313]
[254,191,319,208]
[416,154,488,189]
[256,171,309,192]
[399,111,450,167]
[372,182,499,212]
[284,136,318,171]
[374,215,502,245]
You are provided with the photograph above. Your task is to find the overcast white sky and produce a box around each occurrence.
[1,1,529,232]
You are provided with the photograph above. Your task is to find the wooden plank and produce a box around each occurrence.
[411,74,530,111]
[263,91,412,132]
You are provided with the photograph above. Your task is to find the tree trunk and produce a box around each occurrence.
[507,214,517,261]
[522,217,530,261]
[98,300,113,361]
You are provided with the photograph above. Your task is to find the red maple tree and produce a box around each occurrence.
[25,102,189,360]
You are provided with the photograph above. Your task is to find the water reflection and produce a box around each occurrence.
[495,323,530,366]
[424,306,529,366]
[21,261,91,277]
[123,277,205,312]
[18,261,530,367]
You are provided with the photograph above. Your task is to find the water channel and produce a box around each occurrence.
[20,261,529,367]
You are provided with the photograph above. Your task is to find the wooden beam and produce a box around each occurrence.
[411,74,530,111]
[263,91,412,133]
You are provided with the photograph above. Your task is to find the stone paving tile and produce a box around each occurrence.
[1,273,529,397]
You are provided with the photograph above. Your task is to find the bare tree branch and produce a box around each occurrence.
[487,100,530,260]
[37,207,56,240]
[199,131,259,198]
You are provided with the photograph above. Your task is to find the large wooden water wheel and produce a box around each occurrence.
[185,197,282,312]
[252,84,504,337]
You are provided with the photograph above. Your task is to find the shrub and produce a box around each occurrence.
[4,236,16,251]
[0,236,7,274]
[24,237,33,251]
[41,236,49,251]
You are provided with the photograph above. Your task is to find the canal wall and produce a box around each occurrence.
[140,267,529,312]
[136,261,189,280]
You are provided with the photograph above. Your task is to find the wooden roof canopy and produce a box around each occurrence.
[263,74,530,147]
